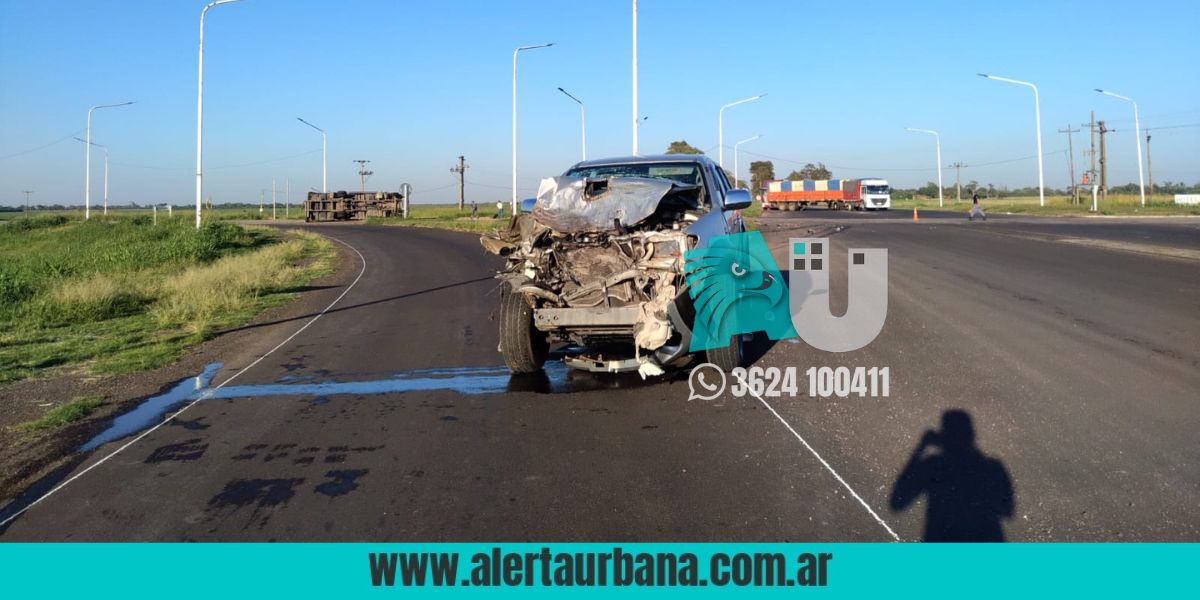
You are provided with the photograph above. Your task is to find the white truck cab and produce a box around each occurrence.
[860,178,891,210]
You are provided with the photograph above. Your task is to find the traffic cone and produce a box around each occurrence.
[912,206,919,222]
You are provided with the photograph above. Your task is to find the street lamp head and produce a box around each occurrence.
[977,73,990,78]
[1094,88,1105,93]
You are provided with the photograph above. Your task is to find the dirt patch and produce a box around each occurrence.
[0,235,356,504]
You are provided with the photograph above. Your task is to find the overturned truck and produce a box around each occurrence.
[304,191,403,222]
[480,155,752,376]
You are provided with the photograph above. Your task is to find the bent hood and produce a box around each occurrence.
[532,176,697,233]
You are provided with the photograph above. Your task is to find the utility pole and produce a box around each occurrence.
[1098,120,1108,199]
[272,177,277,220]
[22,190,33,212]
[285,178,290,219]
[450,155,469,210]
[1087,111,1097,188]
[1058,125,1080,203]
[1145,133,1153,201]
[950,162,966,202]
[354,159,373,193]
[259,190,264,214]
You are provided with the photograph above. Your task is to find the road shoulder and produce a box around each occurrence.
[0,231,358,505]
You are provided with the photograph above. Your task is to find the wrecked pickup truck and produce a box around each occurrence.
[480,154,752,376]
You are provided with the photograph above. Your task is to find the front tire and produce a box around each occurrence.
[705,334,744,372]
[499,291,548,374]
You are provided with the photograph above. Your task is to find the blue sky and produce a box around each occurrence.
[1,0,1197,206]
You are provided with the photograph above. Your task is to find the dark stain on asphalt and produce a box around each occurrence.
[315,470,369,498]
[144,439,208,463]
[439,415,459,422]
[208,478,305,510]
[169,417,210,431]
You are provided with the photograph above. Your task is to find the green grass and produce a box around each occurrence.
[368,204,510,232]
[891,194,1200,217]
[0,215,334,383]
[0,206,306,223]
[15,395,105,431]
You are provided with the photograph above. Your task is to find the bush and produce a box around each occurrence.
[3,214,70,232]
[0,266,35,305]
[32,273,149,326]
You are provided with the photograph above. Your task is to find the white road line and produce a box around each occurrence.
[0,233,368,529]
[741,380,903,542]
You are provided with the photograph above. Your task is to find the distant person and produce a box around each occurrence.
[471,200,478,219]
[890,410,1014,541]
[968,191,986,221]
[495,200,504,219]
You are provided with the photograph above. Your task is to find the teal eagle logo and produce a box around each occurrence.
[683,231,797,351]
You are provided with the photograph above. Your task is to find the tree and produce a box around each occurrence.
[786,162,833,180]
[749,160,775,193]
[665,140,704,155]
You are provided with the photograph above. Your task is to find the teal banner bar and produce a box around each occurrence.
[1,543,1193,597]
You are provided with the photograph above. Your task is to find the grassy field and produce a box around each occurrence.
[0,206,306,222]
[367,204,512,232]
[0,214,334,384]
[891,193,1200,216]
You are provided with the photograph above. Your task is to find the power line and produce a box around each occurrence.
[111,148,322,172]
[1145,122,1200,132]
[738,148,1066,173]
[0,130,85,161]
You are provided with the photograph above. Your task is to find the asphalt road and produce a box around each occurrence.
[2,211,1197,541]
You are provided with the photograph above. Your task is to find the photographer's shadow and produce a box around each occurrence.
[889,410,1015,542]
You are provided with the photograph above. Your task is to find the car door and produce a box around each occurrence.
[708,162,744,234]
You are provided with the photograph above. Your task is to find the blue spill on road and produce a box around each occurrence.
[79,362,224,452]
[78,361,625,452]
[211,364,533,399]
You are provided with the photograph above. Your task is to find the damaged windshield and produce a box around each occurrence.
[566,162,705,188]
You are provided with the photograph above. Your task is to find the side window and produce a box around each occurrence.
[710,163,730,207]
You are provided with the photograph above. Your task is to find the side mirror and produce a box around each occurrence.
[723,189,752,211]
[520,198,537,214]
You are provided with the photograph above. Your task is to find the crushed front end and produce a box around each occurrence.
[480,176,703,376]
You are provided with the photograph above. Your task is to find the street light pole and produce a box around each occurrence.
[905,128,943,208]
[512,42,554,217]
[979,73,1044,206]
[557,87,587,161]
[196,0,245,230]
[632,0,638,156]
[297,117,326,193]
[76,136,113,215]
[733,134,762,189]
[1095,89,1146,207]
[718,94,765,168]
[84,102,133,220]
[103,146,109,215]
